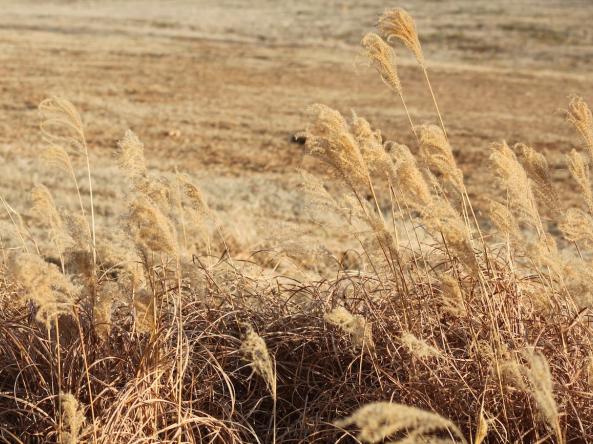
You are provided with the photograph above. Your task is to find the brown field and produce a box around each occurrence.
[2,1,593,443]
[3,0,593,246]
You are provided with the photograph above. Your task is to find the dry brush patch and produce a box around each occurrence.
[0,7,593,444]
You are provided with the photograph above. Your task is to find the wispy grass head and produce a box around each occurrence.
[128,196,177,256]
[566,149,593,214]
[566,96,593,155]
[7,252,78,326]
[491,141,540,230]
[59,392,85,444]
[390,143,432,208]
[351,112,396,181]
[240,326,276,400]
[378,8,424,66]
[361,32,402,95]
[31,184,73,256]
[489,200,520,241]
[335,402,465,443]
[305,104,370,190]
[400,331,441,359]
[118,130,147,185]
[325,306,373,349]
[516,143,558,211]
[419,124,463,192]
[39,97,86,156]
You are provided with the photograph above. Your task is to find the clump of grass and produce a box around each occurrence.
[2,7,593,444]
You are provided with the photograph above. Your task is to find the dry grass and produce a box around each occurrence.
[0,7,592,444]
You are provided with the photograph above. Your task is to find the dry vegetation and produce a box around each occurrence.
[2,5,593,444]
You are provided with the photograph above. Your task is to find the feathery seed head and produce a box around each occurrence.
[559,208,593,245]
[351,112,396,180]
[516,143,558,211]
[361,32,402,94]
[521,349,562,440]
[42,145,75,175]
[128,196,177,256]
[378,8,425,66]
[325,306,373,349]
[7,253,77,326]
[489,200,520,241]
[177,173,210,215]
[501,349,560,438]
[240,326,276,399]
[566,149,593,214]
[95,281,116,340]
[419,124,464,192]
[59,392,85,444]
[439,273,467,317]
[566,96,593,155]
[526,233,563,278]
[134,288,156,334]
[427,201,478,273]
[305,104,370,189]
[39,97,86,156]
[118,130,147,184]
[475,409,490,444]
[390,143,433,208]
[31,184,73,255]
[400,331,442,359]
[63,211,92,250]
[491,141,540,229]
[335,402,464,443]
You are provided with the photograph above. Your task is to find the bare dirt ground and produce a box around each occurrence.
[1,0,593,255]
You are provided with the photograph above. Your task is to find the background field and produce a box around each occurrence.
[1,0,593,256]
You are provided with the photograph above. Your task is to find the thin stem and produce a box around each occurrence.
[176,255,184,443]
[54,322,62,443]
[75,310,98,443]
[422,66,447,140]
[82,140,96,267]
[397,91,418,142]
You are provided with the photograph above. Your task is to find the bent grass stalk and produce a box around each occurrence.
[378,8,447,139]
